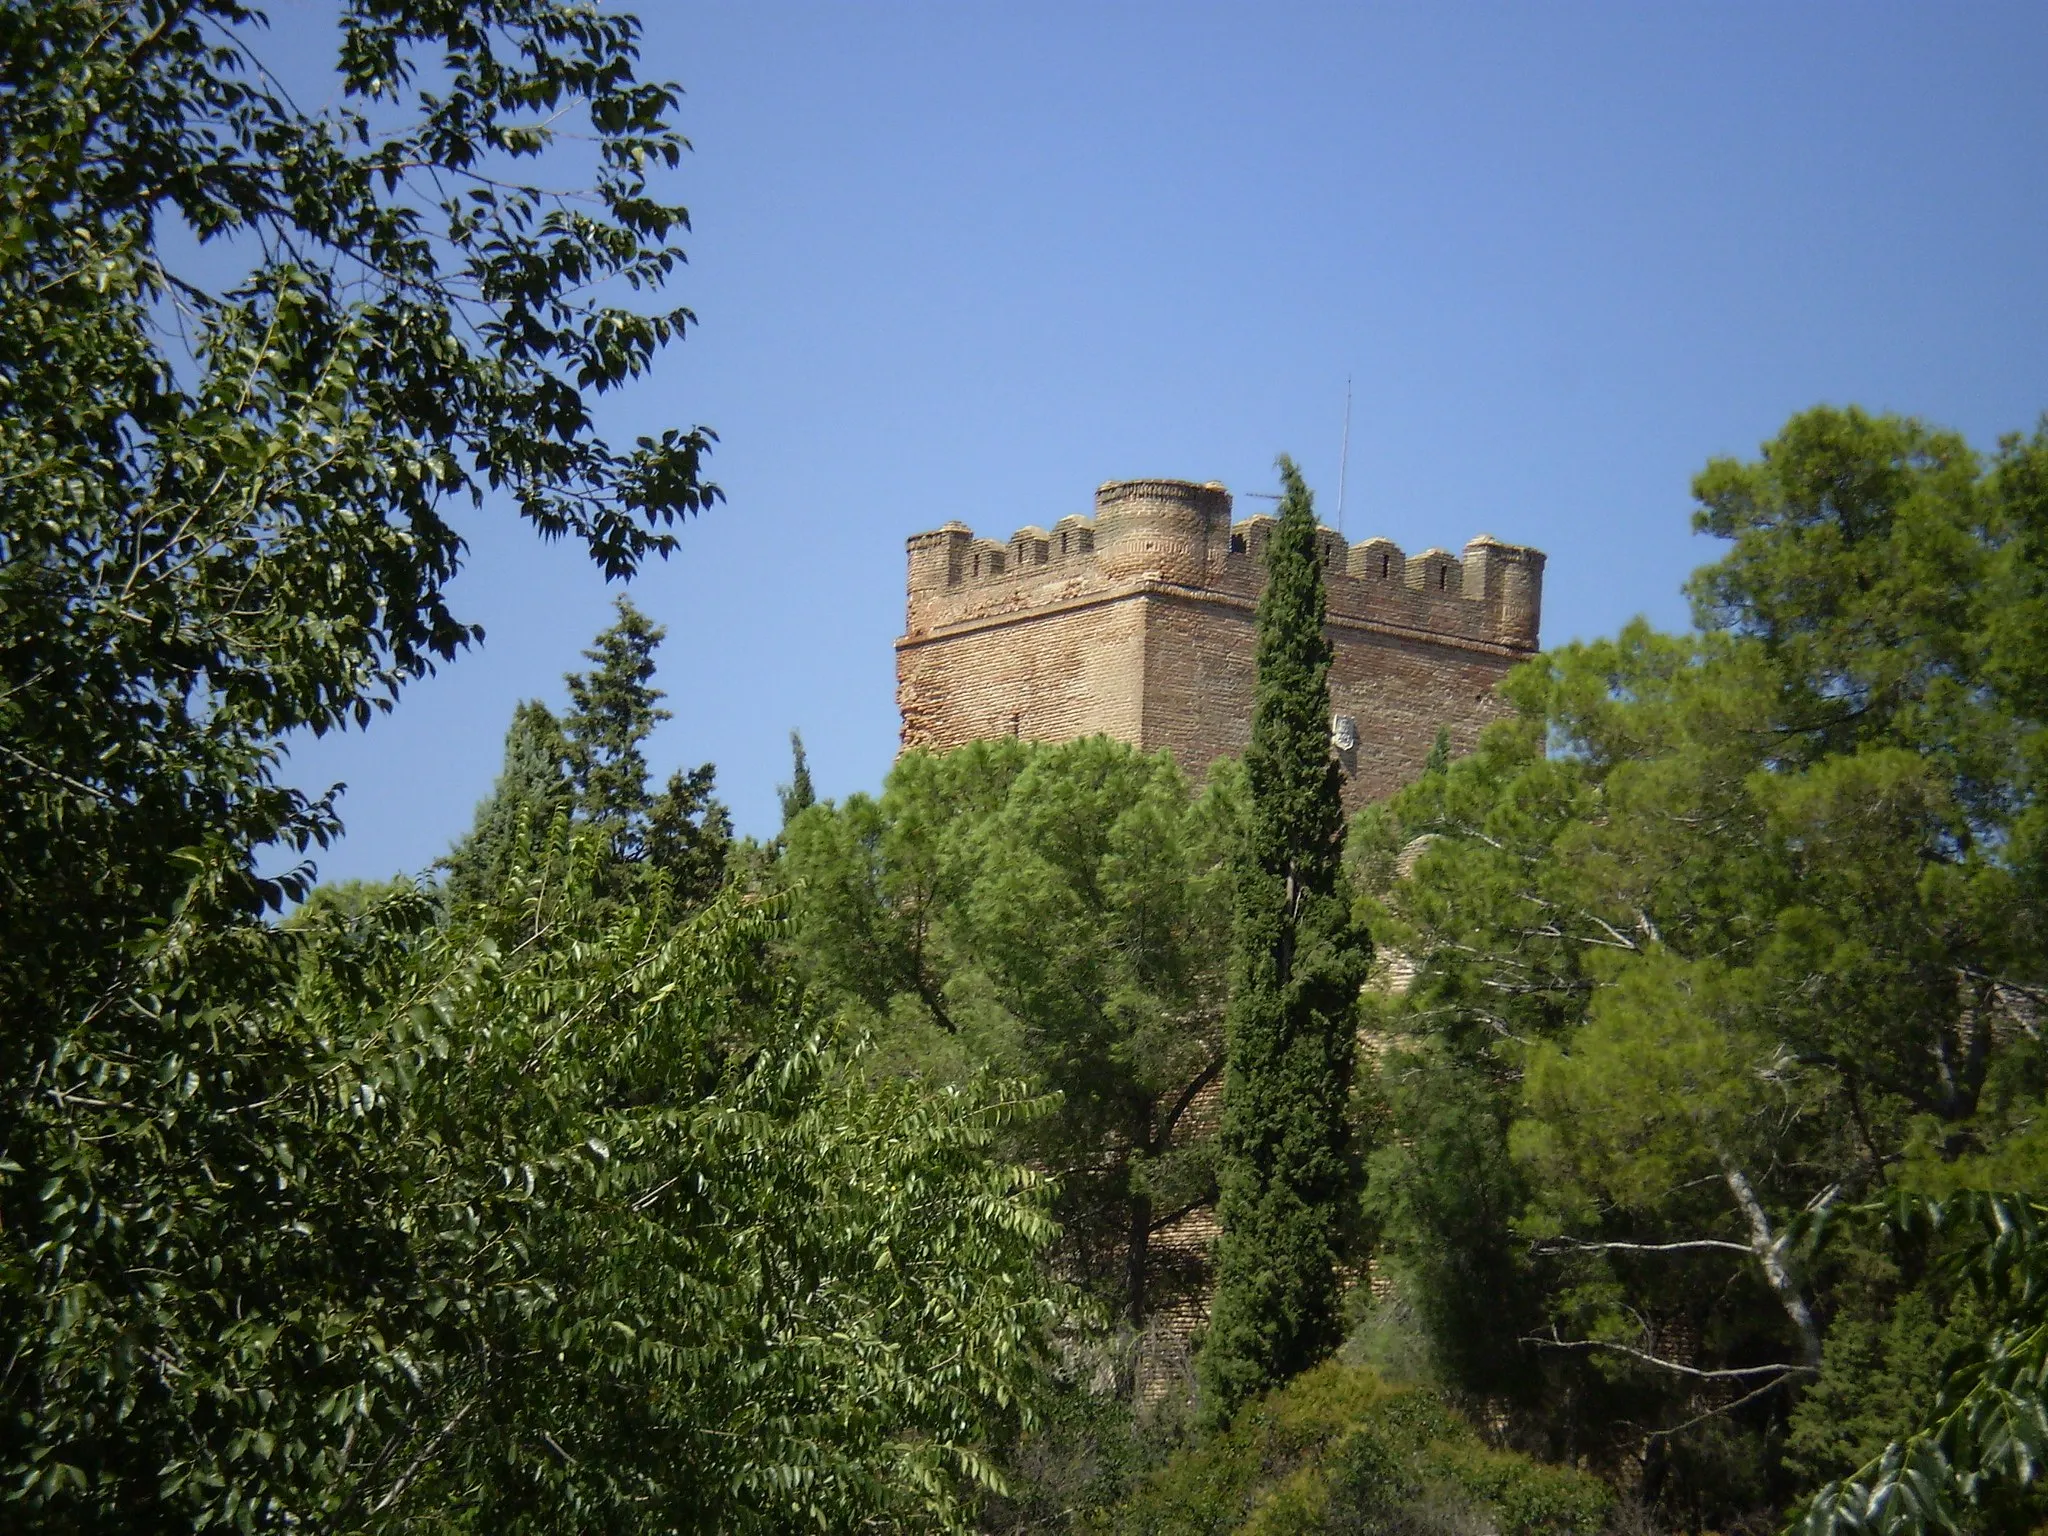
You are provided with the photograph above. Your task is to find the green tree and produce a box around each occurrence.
[783,736,1241,1327]
[565,596,673,850]
[337,838,1062,1533]
[0,0,716,971]
[1199,457,1371,1427]
[442,700,573,909]
[28,826,1061,1532]
[1793,1193,2048,1536]
[780,729,817,828]
[552,596,730,904]
[1354,408,2048,1516]
[0,3,720,1522]
[645,762,734,907]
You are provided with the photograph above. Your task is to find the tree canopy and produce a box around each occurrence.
[445,597,731,912]
[783,735,1242,1330]
[0,0,719,957]
[441,699,573,909]
[1353,407,2048,1525]
[780,729,817,829]
[0,7,1069,1527]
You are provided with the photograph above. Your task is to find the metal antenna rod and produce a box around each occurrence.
[1335,374,1353,536]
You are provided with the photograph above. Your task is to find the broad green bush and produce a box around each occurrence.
[1095,1363,1612,1536]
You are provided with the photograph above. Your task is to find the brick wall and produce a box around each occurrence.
[897,479,1545,813]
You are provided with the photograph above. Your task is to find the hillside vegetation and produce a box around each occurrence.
[4,2,2048,1530]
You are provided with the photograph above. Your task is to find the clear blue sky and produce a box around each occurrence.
[281,0,2048,885]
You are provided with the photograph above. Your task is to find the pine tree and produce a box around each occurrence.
[779,729,817,828]
[443,700,572,908]
[564,596,672,858]
[1198,455,1371,1427]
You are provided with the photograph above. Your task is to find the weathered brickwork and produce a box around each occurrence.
[897,478,1545,810]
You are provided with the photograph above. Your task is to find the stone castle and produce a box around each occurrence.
[896,478,1545,804]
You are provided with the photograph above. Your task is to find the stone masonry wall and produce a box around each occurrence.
[896,478,1545,813]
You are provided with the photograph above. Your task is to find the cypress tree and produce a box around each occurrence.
[779,729,817,828]
[1197,456,1371,1427]
[1424,724,1453,779]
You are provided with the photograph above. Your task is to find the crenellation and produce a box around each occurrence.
[1228,514,1275,565]
[966,537,1009,581]
[1051,514,1096,561]
[1405,547,1461,596]
[1009,525,1050,569]
[1348,536,1404,583]
[1314,525,1348,571]
[898,477,1546,807]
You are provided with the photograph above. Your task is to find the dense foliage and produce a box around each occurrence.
[1353,407,2048,1526]
[1095,1362,1611,1536]
[441,699,575,909]
[14,820,1061,1530]
[1796,1192,2048,1536]
[0,2,720,1520]
[783,735,1241,1330]
[1200,457,1371,1426]
[0,6,1065,1529]
[317,842,1059,1532]
[446,597,730,912]
[5,6,2044,1524]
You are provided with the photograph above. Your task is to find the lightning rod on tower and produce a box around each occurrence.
[1335,374,1353,536]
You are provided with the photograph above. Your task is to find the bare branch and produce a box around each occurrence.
[1529,1329,1813,1383]
[1647,1371,1805,1442]
[1586,913,1642,952]
[1533,1237,1753,1258]
[1146,1195,1216,1236]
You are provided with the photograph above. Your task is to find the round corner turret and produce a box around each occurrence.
[1093,479,1232,584]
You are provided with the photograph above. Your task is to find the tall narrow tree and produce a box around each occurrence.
[780,729,818,828]
[1198,456,1371,1426]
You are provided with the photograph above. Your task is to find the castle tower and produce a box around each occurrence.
[896,477,1546,809]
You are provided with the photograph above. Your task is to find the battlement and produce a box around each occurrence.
[904,478,1544,654]
[897,477,1546,811]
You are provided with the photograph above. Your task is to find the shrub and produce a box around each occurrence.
[1096,1363,1613,1536]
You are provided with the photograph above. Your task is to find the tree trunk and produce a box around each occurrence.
[1720,1158,1823,1367]
[1126,1186,1151,1327]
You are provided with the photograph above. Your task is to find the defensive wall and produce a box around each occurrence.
[896,477,1546,810]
